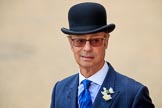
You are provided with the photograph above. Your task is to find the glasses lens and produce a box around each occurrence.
[72,39,86,47]
[90,38,103,47]
[71,38,104,47]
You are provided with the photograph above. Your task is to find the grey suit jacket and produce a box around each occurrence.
[50,62,154,108]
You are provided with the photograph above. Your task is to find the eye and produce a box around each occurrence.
[91,38,100,43]
[76,39,86,43]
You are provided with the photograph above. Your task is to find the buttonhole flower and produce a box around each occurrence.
[101,87,115,101]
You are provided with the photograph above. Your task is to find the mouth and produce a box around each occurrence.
[80,55,94,61]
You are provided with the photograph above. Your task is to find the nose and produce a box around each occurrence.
[83,41,92,51]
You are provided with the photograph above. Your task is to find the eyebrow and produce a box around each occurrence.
[70,33,105,39]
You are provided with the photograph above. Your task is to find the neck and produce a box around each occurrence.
[79,61,105,78]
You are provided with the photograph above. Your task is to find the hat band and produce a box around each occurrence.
[70,25,104,32]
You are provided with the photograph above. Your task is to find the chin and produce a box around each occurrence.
[79,61,95,68]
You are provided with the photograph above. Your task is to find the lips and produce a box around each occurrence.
[81,55,94,61]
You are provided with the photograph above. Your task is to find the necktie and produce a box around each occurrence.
[79,79,92,108]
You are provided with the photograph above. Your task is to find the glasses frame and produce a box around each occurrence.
[70,36,107,47]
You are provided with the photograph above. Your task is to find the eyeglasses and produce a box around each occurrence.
[71,37,106,47]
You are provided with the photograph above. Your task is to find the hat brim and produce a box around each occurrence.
[61,24,115,35]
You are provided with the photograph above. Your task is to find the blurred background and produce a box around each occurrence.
[0,0,161,107]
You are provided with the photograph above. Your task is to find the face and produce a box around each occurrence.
[68,32,109,70]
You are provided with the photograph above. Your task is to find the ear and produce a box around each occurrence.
[104,33,110,49]
[67,36,73,50]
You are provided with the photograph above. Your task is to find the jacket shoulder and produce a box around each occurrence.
[54,73,79,89]
[112,71,154,107]
[115,72,144,88]
[50,74,79,108]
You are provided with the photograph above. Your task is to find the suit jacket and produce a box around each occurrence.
[50,62,154,108]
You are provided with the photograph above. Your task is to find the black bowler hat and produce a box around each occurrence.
[61,2,115,35]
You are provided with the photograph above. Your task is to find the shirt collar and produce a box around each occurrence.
[79,61,109,86]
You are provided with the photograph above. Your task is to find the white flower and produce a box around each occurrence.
[101,87,114,101]
[109,87,114,94]
[101,87,108,95]
[103,94,112,101]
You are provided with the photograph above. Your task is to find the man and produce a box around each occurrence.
[51,2,154,108]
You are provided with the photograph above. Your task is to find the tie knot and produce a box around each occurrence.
[82,79,91,89]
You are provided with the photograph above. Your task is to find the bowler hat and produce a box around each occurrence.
[61,2,115,35]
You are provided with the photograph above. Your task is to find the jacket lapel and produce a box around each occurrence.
[66,74,79,108]
[92,63,120,108]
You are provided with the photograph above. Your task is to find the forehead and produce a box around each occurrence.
[70,32,105,38]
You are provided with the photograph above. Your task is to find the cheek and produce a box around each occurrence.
[96,47,106,58]
[73,51,79,58]
[72,48,81,59]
